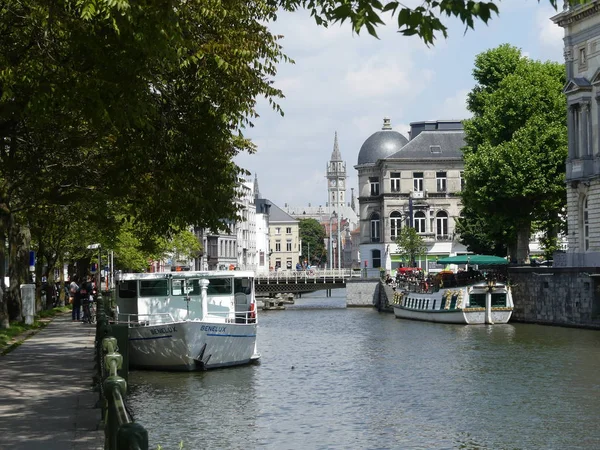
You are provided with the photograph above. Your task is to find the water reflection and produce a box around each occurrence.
[128,289,600,449]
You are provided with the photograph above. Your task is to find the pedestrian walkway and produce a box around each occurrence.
[0,313,104,450]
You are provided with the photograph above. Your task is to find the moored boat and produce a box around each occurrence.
[115,270,260,371]
[392,255,513,325]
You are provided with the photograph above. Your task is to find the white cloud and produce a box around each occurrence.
[437,89,472,121]
[536,6,564,58]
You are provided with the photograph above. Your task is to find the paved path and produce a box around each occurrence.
[0,313,104,449]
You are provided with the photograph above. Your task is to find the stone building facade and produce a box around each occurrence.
[355,118,468,276]
[553,1,600,266]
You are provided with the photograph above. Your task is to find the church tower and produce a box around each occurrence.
[326,131,347,211]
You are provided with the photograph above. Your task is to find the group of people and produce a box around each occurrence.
[68,276,96,322]
[295,261,313,271]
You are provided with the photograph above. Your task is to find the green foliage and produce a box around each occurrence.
[394,227,426,267]
[275,0,582,45]
[299,218,327,265]
[460,44,567,260]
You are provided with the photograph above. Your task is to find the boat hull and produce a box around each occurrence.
[392,306,512,324]
[128,320,259,371]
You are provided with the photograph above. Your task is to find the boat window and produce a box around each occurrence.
[139,279,169,297]
[470,293,485,308]
[234,278,252,295]
[171,279,201,296]
[432,300,436,310]
[118,281,137,299]
[207,278,232,295]
[172,279,185,296]
[491,293,507,307]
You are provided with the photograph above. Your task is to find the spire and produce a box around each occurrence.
[253,173,261,199]
[330,131,342,162]
[382,117,392,130]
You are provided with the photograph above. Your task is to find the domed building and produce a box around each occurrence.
[355,117,468,275]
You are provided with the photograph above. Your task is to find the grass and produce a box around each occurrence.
[0,306,71,355]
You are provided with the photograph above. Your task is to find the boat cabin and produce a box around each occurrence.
[115,271,255,325]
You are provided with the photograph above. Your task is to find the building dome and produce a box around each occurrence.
[357,117,408,165]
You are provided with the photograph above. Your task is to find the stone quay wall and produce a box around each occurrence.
[509,267,600,329]
[346,279,381,307]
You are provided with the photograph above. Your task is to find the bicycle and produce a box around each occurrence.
[82,299,96,323]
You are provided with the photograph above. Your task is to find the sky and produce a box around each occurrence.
[234,0,565,209]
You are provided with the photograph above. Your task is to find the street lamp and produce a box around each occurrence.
[337,214,341,270]
[87,243,101,300]
[329,211,337,269]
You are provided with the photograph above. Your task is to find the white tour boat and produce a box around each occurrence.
[115,270,260,371]
[391,255,514,325]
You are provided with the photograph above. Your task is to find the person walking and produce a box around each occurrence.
[70,278,80,321]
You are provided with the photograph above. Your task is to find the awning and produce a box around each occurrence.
[437,254,508,265]
[428,242,453,255]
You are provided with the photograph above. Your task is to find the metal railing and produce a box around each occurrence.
[255,269,357,283]
[95,292,149,450]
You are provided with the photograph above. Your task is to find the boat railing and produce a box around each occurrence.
[116,312,175,327]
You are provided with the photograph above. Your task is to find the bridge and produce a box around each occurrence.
[255,269,361,296]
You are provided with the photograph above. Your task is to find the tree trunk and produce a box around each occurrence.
[0,226,9,329]
[516,222,531,264]
[507,241,518,264]
[7,215,31,322]
[58,254,65,306]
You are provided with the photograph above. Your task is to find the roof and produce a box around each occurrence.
[267,201,299,224]
[357,117,409,166]
[387,130,465,160]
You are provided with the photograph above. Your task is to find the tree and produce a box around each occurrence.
[278,0,587,45]
[0,1,287,327]
[460,44,567,263]
[299,219,327,266]
[395,227,427,267]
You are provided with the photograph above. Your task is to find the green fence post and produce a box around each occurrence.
[117,423,149,450]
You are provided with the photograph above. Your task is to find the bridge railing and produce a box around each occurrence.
[255,269,358,283]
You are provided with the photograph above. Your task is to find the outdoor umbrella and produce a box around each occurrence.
[436,254,508,265]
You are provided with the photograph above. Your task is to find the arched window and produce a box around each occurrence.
[372,249,381,268]
[414,211,426,233]
[436,211,448,239]
[390,211,402,240]
[370,213,380,242]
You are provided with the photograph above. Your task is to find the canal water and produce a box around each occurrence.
[128,289,600,449]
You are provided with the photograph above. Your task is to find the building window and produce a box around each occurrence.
[369,177,380,196]
[390,211,402,240]
[390,172,401,192]
[275,240,281,252]
[413,172,423,192]
[286,239,292,251]
[580,47,587,67]
[286,227,292,234]
[584,196,589,251]
[275,227,281,235]
[436,171,447,192]
[414,211,426,233]
[436,211,449,239]
[372,249,381,268]
[460,171,465,191]
[370,213,380,242]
